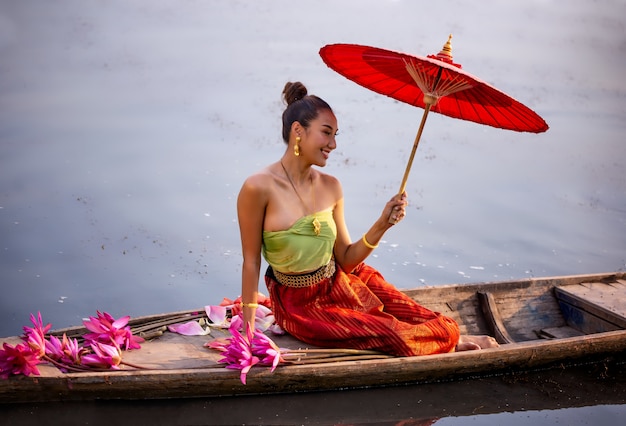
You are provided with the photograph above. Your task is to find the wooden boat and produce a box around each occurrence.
[1,272,625,403]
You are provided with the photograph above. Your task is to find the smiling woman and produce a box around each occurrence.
[0,1,624,423]
[235,81,497,356]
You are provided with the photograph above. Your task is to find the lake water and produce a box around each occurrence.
[1,0,624,423]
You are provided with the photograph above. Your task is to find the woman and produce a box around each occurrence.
[237,82,497,355]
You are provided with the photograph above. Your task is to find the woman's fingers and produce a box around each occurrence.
[389,205,406,224]
[386,192,408,225]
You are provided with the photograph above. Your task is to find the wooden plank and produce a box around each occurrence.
[555,282,626,329]
[612,279,626,289]
[538,326,585,339]
[557,301,622,334]
[580,281,622,292]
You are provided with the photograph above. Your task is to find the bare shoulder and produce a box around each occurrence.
[316,170,342,195]
[238,166,277,203]
[315,169,341,189]
[241,166,275,190]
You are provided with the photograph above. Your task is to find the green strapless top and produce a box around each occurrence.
[262,210,336,273]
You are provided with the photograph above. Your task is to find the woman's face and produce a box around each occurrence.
[303,109,338,167]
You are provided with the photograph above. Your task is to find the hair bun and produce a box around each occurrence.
[283,82,308,105]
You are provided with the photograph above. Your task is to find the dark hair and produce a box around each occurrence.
[281,82,333,143]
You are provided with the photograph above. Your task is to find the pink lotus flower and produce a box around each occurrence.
[217,320,260,385]
[0,342,41,379]
[81,341,122,370]
[251,330,283,372]
[3,310,149,378]
[45,334,87,370]
[83,311,144,350]
[22,312,51,357]
[201,294,280,334]
[211,314,285,384]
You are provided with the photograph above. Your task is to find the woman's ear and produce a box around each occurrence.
[291,121,303,138]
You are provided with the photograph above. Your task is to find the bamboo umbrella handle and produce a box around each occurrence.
[390,104,432,223]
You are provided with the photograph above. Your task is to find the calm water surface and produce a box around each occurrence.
[1,1,624,423]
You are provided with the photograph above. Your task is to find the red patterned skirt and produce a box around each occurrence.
[265,263,460,356]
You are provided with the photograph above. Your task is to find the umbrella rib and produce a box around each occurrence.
[404,59,473,100]
[474,88,515,129]
[437,77,473,98]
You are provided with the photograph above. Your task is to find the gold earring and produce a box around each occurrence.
[294,136,301,157]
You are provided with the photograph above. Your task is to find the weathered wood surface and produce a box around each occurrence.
[403,274,571,341]
[555,281,626,329]
[476,291,515,344]
[2,330,625,403]
[1,272,625,403]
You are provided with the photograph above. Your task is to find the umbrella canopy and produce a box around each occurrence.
[319,36,548,133]
[319,36,549,204]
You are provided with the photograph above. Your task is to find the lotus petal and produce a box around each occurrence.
[205,305,230,328]
[168,321,210,336]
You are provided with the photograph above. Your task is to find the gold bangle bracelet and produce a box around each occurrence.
[362,233,379,249]
[240,302,259,308]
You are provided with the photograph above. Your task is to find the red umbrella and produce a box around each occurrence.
[319,35,548,199]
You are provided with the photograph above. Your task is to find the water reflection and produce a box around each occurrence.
[435,405,625,426]
[1,360,624,425]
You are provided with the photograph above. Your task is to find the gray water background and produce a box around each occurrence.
[1,1,625,423]
[2,0,624,336]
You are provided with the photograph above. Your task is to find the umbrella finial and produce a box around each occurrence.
[427,34,462,68]
[436,34,453,62]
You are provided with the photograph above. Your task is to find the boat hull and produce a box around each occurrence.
[2,272,625,402]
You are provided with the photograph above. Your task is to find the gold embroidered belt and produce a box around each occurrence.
[273,259,336,288]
